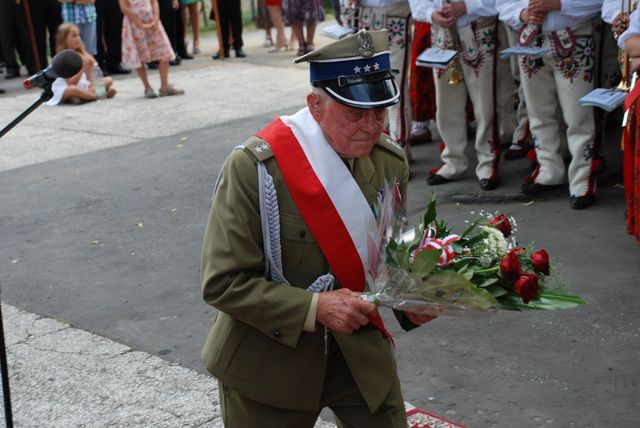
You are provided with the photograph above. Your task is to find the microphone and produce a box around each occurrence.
[22,49,83,90]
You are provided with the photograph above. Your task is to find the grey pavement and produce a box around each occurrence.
[1,23,640,428]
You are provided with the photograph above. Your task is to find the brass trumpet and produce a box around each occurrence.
[443,0,464,85]
[617,0,637,92]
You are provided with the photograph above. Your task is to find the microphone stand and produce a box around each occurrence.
[0,85,53,427]
[0,86,53,139]
[0,284,13,428]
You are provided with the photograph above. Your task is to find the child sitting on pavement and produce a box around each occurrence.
[47,23,116,106]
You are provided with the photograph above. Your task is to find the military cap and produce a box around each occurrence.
[294,29,399,109]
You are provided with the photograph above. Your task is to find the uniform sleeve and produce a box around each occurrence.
[619,8,640,47]
[409,0,437,24]
[201,149,314,349]
[560,0,603,20]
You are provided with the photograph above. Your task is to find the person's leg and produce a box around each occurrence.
[292,22,306,53]
[267,6,286,48]
[0,0,21,77]
[323,340,406,428]
[229,0,244,51]
[136,66,153,90]
[305,22,316,51]
[519,49,566,188]
[79,21,98,55]
[62,85,98,102]
[158,60,170,90]
[554,32,597,200]
[464,21,500,185]
[218,381,319,428]
[432,66,471,180]
[189,3,200,52]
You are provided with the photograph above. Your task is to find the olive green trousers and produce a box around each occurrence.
[218,335,406,428]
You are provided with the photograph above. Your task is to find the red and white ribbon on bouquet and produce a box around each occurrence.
[415,227,460,266]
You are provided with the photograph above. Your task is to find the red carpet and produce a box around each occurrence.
[407,407,466,428]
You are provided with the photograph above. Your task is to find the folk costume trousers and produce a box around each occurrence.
[432,18,499,181]
[359,3,412,145]
[519,22,597,197]
[217,333,406,428]
[503,24,530,147]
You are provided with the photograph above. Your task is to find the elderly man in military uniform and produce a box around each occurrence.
[200,30,434,427]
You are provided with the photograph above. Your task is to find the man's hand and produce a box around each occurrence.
[613,13,630,39]
[432,10,457,28]
[520,8,545,25]
[316,288,378,334]
[441,1,467,20]
[528,0,561,16]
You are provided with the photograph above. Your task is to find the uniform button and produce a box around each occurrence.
[299,229,306,239]
[272,329,282,338]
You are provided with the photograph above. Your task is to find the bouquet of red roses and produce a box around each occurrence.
[363,193,585,315]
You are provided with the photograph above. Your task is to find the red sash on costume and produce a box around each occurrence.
[256,119,393,342]
[625,83,640,112]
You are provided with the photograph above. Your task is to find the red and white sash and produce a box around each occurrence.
[256,108,392,341]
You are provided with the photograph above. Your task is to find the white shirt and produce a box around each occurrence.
[361,0,407,8]
[409,0,497,28]
[496,0,602,32]
[619,8,640,47]
[602,0,620,24]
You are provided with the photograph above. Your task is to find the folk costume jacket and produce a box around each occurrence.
[201,108,410,413]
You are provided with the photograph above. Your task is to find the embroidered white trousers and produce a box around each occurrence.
[359,3,412,144]
[519,22,597,197]
[433,19,499,181]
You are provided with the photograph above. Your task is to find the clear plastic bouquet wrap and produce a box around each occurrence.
[362,186,585,316]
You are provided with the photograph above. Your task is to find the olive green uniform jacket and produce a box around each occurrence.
[201,129,410,413]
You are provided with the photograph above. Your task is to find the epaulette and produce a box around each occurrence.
[236,136,275,163]
[375,133,405,160]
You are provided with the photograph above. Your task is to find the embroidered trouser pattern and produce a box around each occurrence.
[359,4,412,144]
[519,22,597,197]
[432,19,499,181]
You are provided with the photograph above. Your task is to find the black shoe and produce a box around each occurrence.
[427,174,450,186]
[180,53,194,60]
[4,69,19,79]
[479,177,500,191]
[147,61,159,69]
[235,48,246,58]
[170,57,181,66]
[570,195,595,209]
[0,88,5,94]
[107,64,131,74]
[212,50,230,60]
[521,182,562,197]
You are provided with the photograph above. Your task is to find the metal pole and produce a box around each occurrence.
[0,283,14,428]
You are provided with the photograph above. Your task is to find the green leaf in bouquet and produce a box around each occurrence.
[478,277,499,288]
[451,243,465,254]
[460,219,480,239]
[462,269,474,281]
[423,194,437,227]
[385,239,403,268]
[412,249,441,275]
[496,290,586,311]
[419,270,497,310]
[485,283,508,297]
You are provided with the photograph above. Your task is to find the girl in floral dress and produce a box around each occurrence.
[119,0,184,98]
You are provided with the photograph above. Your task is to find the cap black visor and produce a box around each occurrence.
[315,73,399,109]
